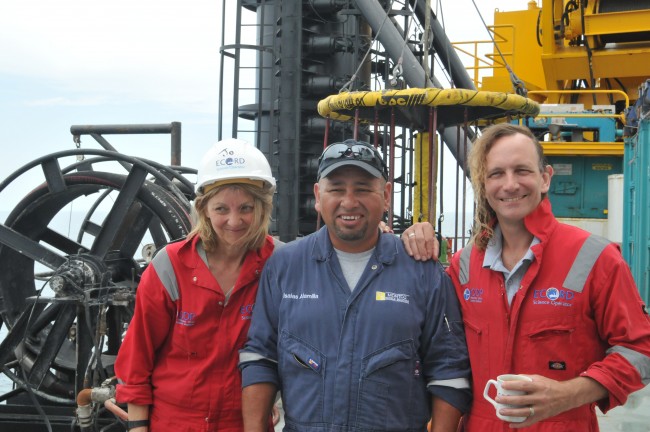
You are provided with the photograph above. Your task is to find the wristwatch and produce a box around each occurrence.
[126,419,150,430]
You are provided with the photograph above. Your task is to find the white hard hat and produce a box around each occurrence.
[196,138,276,194]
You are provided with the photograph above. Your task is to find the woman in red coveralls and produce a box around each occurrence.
[114,139,278,432]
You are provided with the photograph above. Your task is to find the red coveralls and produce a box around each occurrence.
[448,198,650,432]
[115,235,275,432]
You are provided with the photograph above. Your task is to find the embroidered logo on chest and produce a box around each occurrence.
[176,310,196,326]
[240,303,254,320]
[463,288,484,303]
[532,287,575,307]
[376,291,410,304]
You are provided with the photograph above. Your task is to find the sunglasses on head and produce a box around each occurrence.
[318,141,388,179]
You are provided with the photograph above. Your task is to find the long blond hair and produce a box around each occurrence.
[189,183,273,252]
[469,123,546,250]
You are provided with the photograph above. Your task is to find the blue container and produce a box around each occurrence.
[623,81,650,296]
[547,155,622,219]
[519,109,622,219]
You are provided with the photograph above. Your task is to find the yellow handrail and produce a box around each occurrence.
[528,89,629,124]
[451,24,515,88]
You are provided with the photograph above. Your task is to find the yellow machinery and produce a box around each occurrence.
[453,0,650,291]
[476,0,650,106]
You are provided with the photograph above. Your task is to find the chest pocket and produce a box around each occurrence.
[279,331,325,424]
[356,339,429,430]
[519,320,579,382]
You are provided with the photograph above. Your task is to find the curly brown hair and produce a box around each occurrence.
[468,123,546,250]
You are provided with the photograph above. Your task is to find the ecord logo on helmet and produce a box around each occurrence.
[216,157,246,167]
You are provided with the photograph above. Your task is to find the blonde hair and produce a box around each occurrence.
[468,123,546,250]
[188,183,273,252]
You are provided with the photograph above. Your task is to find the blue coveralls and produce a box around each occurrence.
[240,227,472,432]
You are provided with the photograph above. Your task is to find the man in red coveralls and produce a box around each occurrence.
[403,123,650,431]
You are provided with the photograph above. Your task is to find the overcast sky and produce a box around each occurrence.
[0,0,527,213]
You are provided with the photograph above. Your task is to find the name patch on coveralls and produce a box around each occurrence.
[282,293,320,300]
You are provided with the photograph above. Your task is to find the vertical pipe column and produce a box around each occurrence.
[454,124,461,251]
[427,107,438,223]
[388,107,396,228]
[277,1,302,241]
[461,110,469,247]
[170,122,181,166]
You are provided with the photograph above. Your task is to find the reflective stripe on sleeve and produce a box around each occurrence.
[563,235,610,293]
[427,377,471,389]
[239,351,277,364]
[459,245,472,285]
[151,248,179,301]
[606,345,650,385]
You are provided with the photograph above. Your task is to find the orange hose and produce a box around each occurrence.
[76,388,92,406]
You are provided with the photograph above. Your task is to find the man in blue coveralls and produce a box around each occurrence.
[239,139,472,432]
